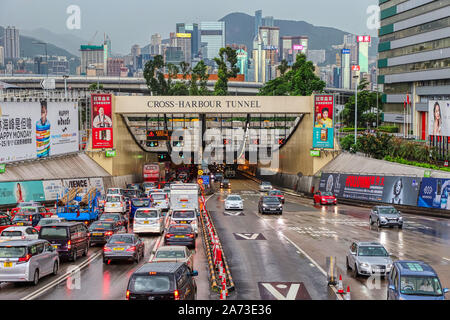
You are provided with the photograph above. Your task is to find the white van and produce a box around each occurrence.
[133,208,164,235]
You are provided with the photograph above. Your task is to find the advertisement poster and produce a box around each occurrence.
[313,95,334,149]
[89,177,105,194]
[91,94,113,149]
[0,101,79,163]
[42,180,64,201]
[428,100,450,137]
[319,173,421,206]
[63,178,90,194]
[418,177,450,210]
[0,181,45,205]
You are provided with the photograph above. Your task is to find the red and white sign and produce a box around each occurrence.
[292,45,304,50]
[357,35,371,43]
[91,94,113,149]
[351,65,360,71]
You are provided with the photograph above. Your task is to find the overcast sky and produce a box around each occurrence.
[0,0,379,54]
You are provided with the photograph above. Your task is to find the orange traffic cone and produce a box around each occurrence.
[337,275,344,294]
[345,286,351,300]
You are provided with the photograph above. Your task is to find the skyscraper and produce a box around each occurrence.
[175,33,192,64]
[177,23,199,58]
[280,36,308,63]
[131,44,141,70]
[104,35,112,57]
[200,21,225,60]
[254,10,262,39]
[236,49,248,80]
[357,36,370,73]
[263,16,274,27]
[0,46,4,66]
[4,26,20,59]
[151,33,162,55]
[340,48,351,89]
[80,45,104,75]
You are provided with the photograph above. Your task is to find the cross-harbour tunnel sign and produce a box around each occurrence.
[114,96,313,114]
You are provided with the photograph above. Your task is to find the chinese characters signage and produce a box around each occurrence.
[313,95,334,149]
[91,94,113,149]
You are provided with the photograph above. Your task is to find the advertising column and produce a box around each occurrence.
[313,94,335,149]
[91,94,113,149]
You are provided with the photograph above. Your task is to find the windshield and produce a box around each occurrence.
[130,275,171,293]
[123,190,137,197]
[156,250,186,259]
[109,235,134,244]
[269,191,282,196]
[19,202,36,207]
[378,207,399,215]
[90,222,114,230]
[227,196,241,201]
[400,276,443,296]
[40,227,68,239]
[100,214,120,221]
[19,208,37,214]
[321,192,333,196]
[37,219,60,226]
[132,199,150,207]
[263,197,280,204]
[0,217,11,226]
[151,194,166,200]
[1,231,22,237]
[262,182,271,185]
[13,214,32,221]
[168,225,191,233]
[135,210,158,218]
[0,246,27,258]
[106,196,121,202]
[358,246,388,256]
[172,211,195,219]
[107,189,120,194]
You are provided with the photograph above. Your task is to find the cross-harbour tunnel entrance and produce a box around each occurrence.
[85,95,339,180]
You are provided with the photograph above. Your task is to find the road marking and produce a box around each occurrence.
[223,211,245,216]
[233,233,266,240]
[443,257,450,262]
[21,250,103,300]
[258,282,311,300]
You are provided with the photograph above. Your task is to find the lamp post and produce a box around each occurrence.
[353,74,360,145]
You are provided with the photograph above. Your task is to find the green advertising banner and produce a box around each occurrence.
[0,164,5,173]
[0,181,45,205]
[310,150,321,157]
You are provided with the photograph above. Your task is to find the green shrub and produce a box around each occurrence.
[384,155,450,172]
[341,127,366,133]
[377,125,399,133]
[340,135,355,151]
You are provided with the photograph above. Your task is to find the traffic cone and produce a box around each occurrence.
[6,209,10,217]
[220,288,226,300]
[337,275,344,294]
[345,286,351,300]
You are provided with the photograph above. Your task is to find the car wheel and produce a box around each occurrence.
[354,264,359,278]
[103,258,108,264]
[369,217,373,225]
[398,224,403,229]
[32,269,39,286]
[83,245,88,257]
[52,261,59,275]
[71,249,77,262]
[346,257,351,270]
[135,252,140,264]
[377,219,381,228]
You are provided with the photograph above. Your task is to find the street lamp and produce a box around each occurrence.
[353,74,360,145]
[63,75,69,98]
[32,41,48,78]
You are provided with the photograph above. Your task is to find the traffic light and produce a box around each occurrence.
[173,141,184,147]
[179,151,185,159]
[146,141,159,147]
[157,152,169,162]
[252,139,260,145]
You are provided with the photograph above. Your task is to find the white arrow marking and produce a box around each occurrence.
[235,233,260,240]
[261,283,300,300]
[224,211,243,216]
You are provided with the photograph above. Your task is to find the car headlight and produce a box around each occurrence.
[263,204,268,207]
[386,264,392,269]
[398,216,403,221]
[278,204,282,208]
[380,217,387,221]
[359,262,369,268]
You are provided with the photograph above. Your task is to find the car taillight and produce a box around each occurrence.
[21,236,26,239]
[87,232,90,237]
[103,246,112,252]
[188,234,194,238]
[67,240,71,249]
[18,254,31,263]
[165,233,174,238]
[105,231,113,236]
[126,290,130,300]
[174,289,180,300]
[126,246,136,252]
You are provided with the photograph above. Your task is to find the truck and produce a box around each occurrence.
[55,187,101,223]
[169,183,199,212]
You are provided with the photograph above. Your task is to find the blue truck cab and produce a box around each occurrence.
[129,198,152,221]
[387,260,448,300]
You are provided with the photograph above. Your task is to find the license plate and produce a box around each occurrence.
[175,235,184,238]
[52,245,58,249]
[182,205,186,208]
[113,247,124,251]
[270,209,276,211]
[112,204,116,207]
[180,221,187,224]
[4,262,12,267]
[144,221,149,224]
[92,233,103,236]
[373,269,381,273]
[17,223,24,226]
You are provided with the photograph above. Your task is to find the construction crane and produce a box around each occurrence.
[88,31,98,45]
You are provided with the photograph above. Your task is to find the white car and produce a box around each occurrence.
[0,226,39,242]
[104,194,127,214]
[106,188,123,196]
[225,195,243,210]
[150,192,170,212]
[133,208,164,235]
[152,245,194,270]
[170,210,198,235]
[259,181,273,192]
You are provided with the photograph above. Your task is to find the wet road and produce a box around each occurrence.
[210,178,450,300]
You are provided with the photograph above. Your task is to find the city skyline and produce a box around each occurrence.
[0,0,378,54]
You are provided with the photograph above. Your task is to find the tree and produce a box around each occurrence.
[259,53,326,96]
[143,55,168,95]
[88,83,103,90]
[190,60,210,96]
[213,47,239,96]
[277,59,289,76]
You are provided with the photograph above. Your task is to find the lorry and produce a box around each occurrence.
[55,187,101,223]
[169,184,199,212]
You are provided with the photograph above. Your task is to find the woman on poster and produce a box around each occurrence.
[433,102,442,136]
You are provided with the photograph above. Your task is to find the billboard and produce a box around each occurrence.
[0,101,79,163]
[91,94,113,149]
[358,41,369,73]
[313,95,334,149]
[42,180,64,201]
[428,100,450,137]
[418,177,450,210]
[319,173,422,206]
[0,181,45,205]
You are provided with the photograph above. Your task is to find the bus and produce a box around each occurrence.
[143,163,161,184]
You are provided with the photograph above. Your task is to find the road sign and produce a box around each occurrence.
[351,65,360,71]
[198,169,203,176]
[0,164,5,174]
[105,150,116,157]
[424,170,431,178]
[197,178,203,185]
[201,175,210,185]
[40,78,56,90]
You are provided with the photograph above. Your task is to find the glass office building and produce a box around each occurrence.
[200,21,225,60]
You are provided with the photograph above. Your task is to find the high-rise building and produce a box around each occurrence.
[308,50,326,65]
[131,44,141,70]
[80,45,104,75]
[33,56,47,75]
[263,16,274,27]
[151,33,162,55]
[4,26,20,59]
[333,67,341,88]
[165,47,184,65]
[107,58,124,76]
[177,23,199,58]
[0,46,4,66]
[259,26,280,50]
[341,48,351,89]
[47,56,69,75]
[175,33,192,64]
[200,21,225,60]
[104,35,112,57]
[236,49,248,80]
[378,0,450,141]
[254,10,263,39]
[280,36,308,63]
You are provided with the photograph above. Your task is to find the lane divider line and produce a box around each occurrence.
[21,250,103,300]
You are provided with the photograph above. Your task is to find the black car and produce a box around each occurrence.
[220,179,231,189]
[126,184,141,192]
[103,233,145,264]
[258,196,283,215]
[214,173,224,182]
[99,212,128,230]
[123,189,140,200]
[39,222,89,261]
[164,224,196,249]
[88,221,120,246]
[126,262,198,300]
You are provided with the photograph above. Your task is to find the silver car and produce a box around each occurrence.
[225,195,244,210]
[346,241,393,277]
[0,239,59,285]
[152,245,194,270]
[259,181,272,192]
[369,205,403,228]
